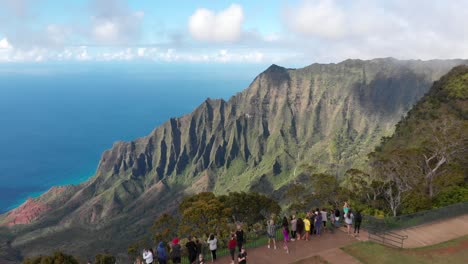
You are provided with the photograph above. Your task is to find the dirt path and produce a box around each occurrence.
[395,214,468,248]
[216,229,359,264]
[214,214,468,263]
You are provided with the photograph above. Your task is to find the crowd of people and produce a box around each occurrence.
[135,201,362,264]
[135,225,247,264]
[266,201,362,255]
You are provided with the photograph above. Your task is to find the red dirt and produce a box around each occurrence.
[1,198,50,227]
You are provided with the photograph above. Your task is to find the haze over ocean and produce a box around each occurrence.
[0,63,266,213]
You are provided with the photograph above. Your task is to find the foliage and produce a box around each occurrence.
[308,173,349,207]
[150,213,178,244]
[401,190,432,214]
[94,253,116,264]
[127,239,151,261]
[22,252,79,264]
[433,185,468,207]
[218,192,280,226]
[178,192,232,238]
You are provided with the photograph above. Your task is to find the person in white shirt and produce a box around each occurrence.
[207,234,218,262]
[143,248,154,264]
[344,210,354,235]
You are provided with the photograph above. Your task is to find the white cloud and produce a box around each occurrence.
[137,48,146,57]
[90,0,144,44]
[189,4,244,42]
[285,0,345,39]
[0,38,13,49]
[93,21,119,42]
[283,0,468,61]
[76,46,91,61]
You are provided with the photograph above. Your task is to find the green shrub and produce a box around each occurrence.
[434,186,468,207]
[94,253,116,264]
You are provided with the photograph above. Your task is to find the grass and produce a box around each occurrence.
[342,235,468,264]
[291,255,329,264]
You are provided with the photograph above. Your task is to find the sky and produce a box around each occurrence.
[0,0,467,66]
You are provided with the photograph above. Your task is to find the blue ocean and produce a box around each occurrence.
[0,63,266,213]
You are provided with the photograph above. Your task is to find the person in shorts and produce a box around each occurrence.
[267,219,277,249]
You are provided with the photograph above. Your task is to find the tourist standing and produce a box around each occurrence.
[157,242,168,264]
[303,215,311,241]
[354,210,362,237]
[236,225,245,253]
[344,210,354,235]
[329,209,335,225]
[186,236,198,264]
[195,237,203,258]
[282,225,290,254]
[170,238,181,264]
[343,202,350,216]
[143,248,154,264]
[228,233,237,264]
[282,216,289,229]
[296,217,304,240]
[207,234,217,262]
[267,219,277,249]
[334,207,341,226]
[315,211,322,236]
[290,215,297,241]
[320,208,327,230]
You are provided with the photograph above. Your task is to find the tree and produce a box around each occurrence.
[128,239,151,261]
[420,118,467,197]
[150,213,178,244]
[22,252,79,264]
[308,173,348,207]
[219,192,280,226]
[284,178,309,212]
[178,192,231,237]
[373,150,418,216]
[344,168,385,206]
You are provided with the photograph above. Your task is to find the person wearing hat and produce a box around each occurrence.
[170,237,182,264]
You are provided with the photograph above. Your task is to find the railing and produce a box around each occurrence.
[368,230,408,248]
[363,201,468,248]
[364,201,468,232]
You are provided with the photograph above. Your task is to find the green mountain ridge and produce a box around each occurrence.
[0,58,467,262]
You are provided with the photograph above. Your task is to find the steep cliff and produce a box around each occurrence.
[1,58,467,261]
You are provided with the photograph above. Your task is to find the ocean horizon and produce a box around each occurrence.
[0,63,267,213]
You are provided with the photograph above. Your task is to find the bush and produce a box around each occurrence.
[402,191,432,214]
[22,251,79,264]
[94,253,116,264]
[434,186,468,207]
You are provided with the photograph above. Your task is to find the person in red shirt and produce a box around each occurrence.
[228,233,237,264]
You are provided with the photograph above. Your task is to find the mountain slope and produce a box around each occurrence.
[1,58,467,261]
[369,65,468,208]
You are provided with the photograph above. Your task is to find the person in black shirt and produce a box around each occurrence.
[235,225,244,253]
[185,236,197,264]
[237,247,247,264]
[334,208,341,227]
[296,217,304,240]
[194,236,202,257]
[354,210,362,236]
